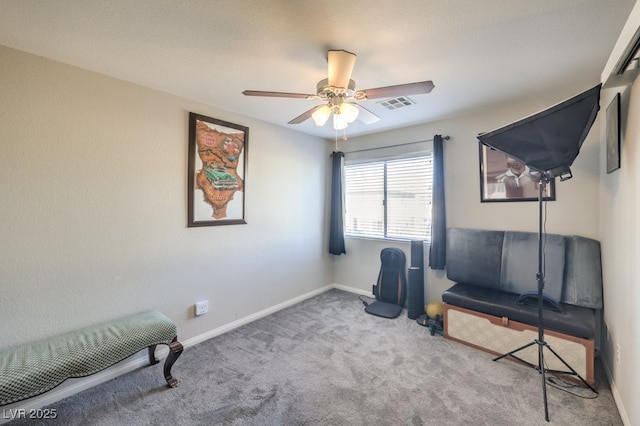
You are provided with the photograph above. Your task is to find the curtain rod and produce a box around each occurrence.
[342,135,450,154]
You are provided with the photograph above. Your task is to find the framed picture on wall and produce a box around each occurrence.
[479,143,555,203]
[187,112,248,227]
[606,93,621,174]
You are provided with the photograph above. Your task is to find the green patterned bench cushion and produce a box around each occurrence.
[0,310,178,406]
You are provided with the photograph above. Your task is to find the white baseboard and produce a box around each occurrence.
[331,282,373,297]
[181,285,333,348]
[1,285,349,424]
[601,356,630,426]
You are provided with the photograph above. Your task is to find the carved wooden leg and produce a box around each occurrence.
[148,345,159,365]
[163,337,183,388]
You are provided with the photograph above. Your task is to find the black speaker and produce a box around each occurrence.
[410,240,424,269]
[407,266,424,320]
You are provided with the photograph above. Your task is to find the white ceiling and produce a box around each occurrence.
[0,0,635,139]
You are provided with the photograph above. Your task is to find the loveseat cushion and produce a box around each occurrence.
[442,283,595,339]
[446,228,504,290]
[500,231,565,299]
[563,236,603,309]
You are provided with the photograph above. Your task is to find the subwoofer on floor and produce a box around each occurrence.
[410,240,424,269]
[407,266,424,319]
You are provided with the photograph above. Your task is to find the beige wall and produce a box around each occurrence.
[0,45,333,353]
[598,3,640,424]
[598,83,638,426]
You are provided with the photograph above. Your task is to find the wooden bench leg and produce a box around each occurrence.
[163,337,183,388]
[148,345,160,365]
[147,338,183,388]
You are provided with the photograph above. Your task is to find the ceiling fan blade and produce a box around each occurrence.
[288,105,325,124]
[328,50,357,89]
[357,81,435,100]
[354,103,380,124]
[242,90,316,99]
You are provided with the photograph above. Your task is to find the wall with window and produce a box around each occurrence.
[332,87,601,304]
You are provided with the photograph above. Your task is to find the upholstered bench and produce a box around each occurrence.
[0,310,183,406]
[442,228,603,385]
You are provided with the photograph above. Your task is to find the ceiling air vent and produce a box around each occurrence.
[377,96,415,110]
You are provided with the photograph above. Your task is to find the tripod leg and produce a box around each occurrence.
[545,344,597,394]
[539,341,549,422]
[493,340,537,362]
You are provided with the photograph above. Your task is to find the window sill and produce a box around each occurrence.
[345,235,430,244]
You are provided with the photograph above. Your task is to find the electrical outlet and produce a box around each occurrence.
[195,300,208,316]
[616,344,621,365]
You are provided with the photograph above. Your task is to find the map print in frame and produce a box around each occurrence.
[188,112,248,227]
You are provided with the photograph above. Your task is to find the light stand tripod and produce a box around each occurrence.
[492,178,597,422]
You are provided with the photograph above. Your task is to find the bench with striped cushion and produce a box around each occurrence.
[0,310,183,406]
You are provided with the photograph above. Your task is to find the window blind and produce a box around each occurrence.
[344,154,433,240]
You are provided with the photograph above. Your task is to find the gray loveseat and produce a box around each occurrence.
[442,227,603,351]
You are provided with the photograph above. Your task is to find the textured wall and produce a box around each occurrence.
[598,3,640,424]
[0,45,332,351]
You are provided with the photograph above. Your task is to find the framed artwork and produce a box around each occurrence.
[479,143,555,203]
[188,112,248,227]
[606,93,621,174]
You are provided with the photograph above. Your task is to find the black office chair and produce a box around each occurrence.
[365,248,407,318]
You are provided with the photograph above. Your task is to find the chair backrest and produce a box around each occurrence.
[376,248,407,306]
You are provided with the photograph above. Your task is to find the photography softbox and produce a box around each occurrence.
[478,84,602,179]
[478,84,602,421]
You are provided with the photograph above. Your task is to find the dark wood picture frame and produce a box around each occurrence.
[606,93,621,174]
[188,112,248,227]
[479,143,555,203]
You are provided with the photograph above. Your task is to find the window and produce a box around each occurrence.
[344,155,433,240]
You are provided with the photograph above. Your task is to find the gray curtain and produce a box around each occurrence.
[429,135,446,269]
[329,151,346,255]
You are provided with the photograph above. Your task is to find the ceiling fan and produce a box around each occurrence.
[242,50,434,130]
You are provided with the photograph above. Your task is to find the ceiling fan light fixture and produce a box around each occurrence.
[333,112,349,130]
[339,102,359,123]
[311,105,332,126]
[333,114,349,130]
